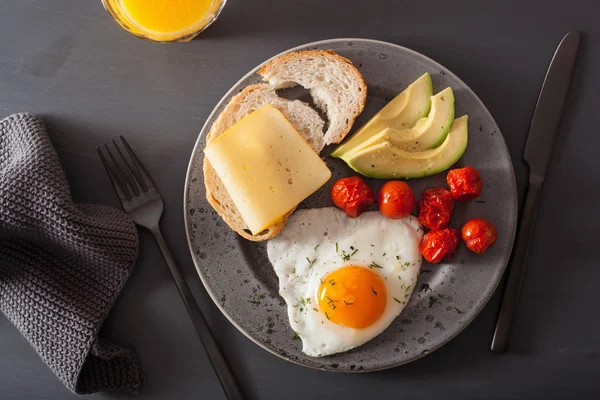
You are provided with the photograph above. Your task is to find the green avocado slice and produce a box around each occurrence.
[340,88,455,162]
[346,115,468,179]
[331,72,433,158]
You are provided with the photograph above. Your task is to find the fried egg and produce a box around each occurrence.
[267,208,423,357]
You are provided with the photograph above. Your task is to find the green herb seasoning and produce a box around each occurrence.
[341,250,351,261]
[324,296,338,310]
[247,294,263,305]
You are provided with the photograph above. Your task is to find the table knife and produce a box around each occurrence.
[491,31,581,353]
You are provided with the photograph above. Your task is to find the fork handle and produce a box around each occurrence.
[150,227,246,400]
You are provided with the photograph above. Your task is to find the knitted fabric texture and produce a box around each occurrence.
[0,113,144,394]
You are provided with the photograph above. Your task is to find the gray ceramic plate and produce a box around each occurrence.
[184,38,517,372]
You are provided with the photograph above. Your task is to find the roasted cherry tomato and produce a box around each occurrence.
[447,166,483,201]
[331,176,375,218]
[378,181,415,219]
[418,188,455,230]
[461,218,498,254]
[419,228,460,263]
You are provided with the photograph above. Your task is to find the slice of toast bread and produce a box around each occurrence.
[204,50,367,241]
[203,84,326,241]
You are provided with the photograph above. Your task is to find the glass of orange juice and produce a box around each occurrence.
[102,0,226,42]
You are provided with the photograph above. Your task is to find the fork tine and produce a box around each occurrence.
[115,138,148,192]
[104,144,138,198]
[97,146,131,201]
[120,136,156,190]
[106,143,140,197]
[112,139,147,194]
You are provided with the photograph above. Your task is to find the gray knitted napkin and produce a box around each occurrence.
[0,113,144,394]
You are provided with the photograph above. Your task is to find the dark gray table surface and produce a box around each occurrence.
[1,0,599,399]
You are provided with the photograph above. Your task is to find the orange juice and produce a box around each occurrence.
[102,0,226,42]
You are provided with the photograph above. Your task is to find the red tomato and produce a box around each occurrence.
[331,176,375,218]
[419,228,460,263]
[378,181,415,219]
[418,188,455,230]
[461,218,498,254]
[447,166,483,201]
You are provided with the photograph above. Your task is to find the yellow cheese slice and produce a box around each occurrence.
[204,105,331,235]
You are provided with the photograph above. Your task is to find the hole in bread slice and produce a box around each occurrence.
[276,85,329,136]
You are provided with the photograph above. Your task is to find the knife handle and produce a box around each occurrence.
[491,179,542,353]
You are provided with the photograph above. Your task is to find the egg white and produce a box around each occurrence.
[267,208,423,357]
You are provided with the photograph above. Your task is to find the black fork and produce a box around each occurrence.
[98,136,246,400]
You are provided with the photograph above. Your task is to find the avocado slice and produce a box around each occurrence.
[331,72,433,158]
[340,88,455,161]
[346,115,468,179]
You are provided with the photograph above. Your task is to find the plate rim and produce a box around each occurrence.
[183,37,518,372]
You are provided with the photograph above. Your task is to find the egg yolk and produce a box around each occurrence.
[317,266,387,328]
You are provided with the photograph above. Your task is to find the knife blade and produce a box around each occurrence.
[524,31,581,182]
[491,31,580,353]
